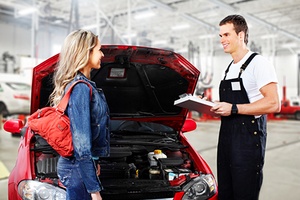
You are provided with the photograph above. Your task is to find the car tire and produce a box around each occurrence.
[295,111,300,120]
[0,102,9,117]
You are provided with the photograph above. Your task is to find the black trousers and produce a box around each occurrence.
[217,115,266,200]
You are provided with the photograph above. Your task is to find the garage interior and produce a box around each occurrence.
[0,0,300,200]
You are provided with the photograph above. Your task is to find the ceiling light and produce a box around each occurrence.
[177,48,188,53]
[122,33,137,38]
[281,42,297,48]
[152,40,167,45]
[54,19,63,24]
[261,34,278,39]
[81,24,98,30]
[134,11,155,20]
[199,34,215,39]
[171,24,190,30]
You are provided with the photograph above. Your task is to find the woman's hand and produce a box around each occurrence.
[96,163,101,176]
[91,192,102,200]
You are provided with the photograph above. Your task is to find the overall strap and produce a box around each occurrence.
[223,60,233,80]
[223,52,258,80]
[238,52,258,78]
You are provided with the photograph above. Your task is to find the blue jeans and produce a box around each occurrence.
[57,157,96,200]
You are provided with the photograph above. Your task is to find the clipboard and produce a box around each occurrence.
[174,94,219,117]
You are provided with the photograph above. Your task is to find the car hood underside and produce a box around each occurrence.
[32,45,200,130]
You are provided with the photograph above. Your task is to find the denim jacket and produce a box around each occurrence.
[65,72,110,192]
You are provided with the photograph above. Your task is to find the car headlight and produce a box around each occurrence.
[18,180,66,200]
[182,174,217,200]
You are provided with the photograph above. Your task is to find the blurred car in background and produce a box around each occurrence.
[4,45,218,200]
[0,75,31,117]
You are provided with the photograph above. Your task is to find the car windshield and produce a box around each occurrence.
[6,82,31,90]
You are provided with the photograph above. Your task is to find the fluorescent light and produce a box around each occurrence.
[122,33,137,38]
[177,48,188,53]
[152,40,167,45]
[18,7,37,16]
[199,34,215,39]
[281,42,297,48]
[134,11,155,20]
[54,19,63,24]
[81,24,98,30]
[171,24,190,30]
[261,34,278,39]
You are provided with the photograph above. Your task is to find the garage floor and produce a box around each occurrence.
[1,119,300,200]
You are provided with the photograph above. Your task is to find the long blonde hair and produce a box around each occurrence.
[50,29,98,106]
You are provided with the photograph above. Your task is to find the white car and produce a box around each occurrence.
[0,74,31,117]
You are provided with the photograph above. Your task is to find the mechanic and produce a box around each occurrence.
[211,14,281,200]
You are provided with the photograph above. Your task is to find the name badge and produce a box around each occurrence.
[231,82,241,91]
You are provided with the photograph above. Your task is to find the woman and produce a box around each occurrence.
[50,29,110,200]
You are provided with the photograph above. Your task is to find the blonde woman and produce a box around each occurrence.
[50,29,110,200]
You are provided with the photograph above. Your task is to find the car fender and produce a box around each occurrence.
[8,128,34,200]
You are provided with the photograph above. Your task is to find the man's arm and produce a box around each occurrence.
[211,82,281,116]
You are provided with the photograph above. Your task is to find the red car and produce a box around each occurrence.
[4,45,218,200]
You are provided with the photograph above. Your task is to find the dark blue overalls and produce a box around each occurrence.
[217,53,267,200]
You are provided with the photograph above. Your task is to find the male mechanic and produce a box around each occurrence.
[211,14,281,200]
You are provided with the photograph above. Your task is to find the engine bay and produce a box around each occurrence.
[31,120,200,199]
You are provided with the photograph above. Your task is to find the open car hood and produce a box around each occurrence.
[31,45,200,131]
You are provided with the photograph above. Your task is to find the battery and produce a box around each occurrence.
[164,168,191,181]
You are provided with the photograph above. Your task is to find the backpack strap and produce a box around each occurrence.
[56,80,92,112]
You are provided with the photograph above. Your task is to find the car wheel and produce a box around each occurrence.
[295,111,300,120]
[0,102,9,117]
[11,133,21,137]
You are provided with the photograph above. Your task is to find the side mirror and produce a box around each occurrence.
[182,118,197,133]
[3,119,24,134]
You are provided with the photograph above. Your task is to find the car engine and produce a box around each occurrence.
[31,121,202,199]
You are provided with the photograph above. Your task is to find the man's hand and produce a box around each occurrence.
[211,102,232,116]
[198,92,208,100]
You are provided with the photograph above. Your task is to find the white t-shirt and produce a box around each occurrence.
[224,51,278,103]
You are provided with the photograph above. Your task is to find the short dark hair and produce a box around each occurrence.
[219,15,249,45]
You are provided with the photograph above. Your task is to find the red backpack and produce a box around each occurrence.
[28,80,92,157]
